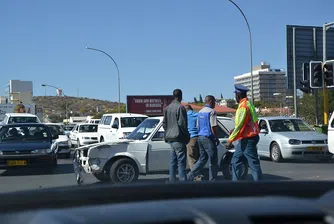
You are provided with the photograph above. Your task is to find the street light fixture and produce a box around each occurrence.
[86,47,121,113]
[41,84,68,120]
[228,0,254,104]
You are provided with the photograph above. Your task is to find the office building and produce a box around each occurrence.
[234,62,286,102]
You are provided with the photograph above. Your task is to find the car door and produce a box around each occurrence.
[147,124,172,173]
[329,113,334,154]
[110,117,120,141]
[70,125,79,144]
[215,121,230,165]
[100,115,112,142]
[257,119,271,158]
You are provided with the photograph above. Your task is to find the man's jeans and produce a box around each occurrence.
[232,135,262,181]
[169,142,187,182]
[187,136,218,181]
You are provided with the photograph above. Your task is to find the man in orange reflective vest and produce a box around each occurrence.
[226,84,262,181]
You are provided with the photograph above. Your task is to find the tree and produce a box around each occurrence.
[220,92,223,99]
[194,97,198,103]
[199,94,203,103]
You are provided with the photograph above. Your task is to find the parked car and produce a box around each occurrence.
[73,116,248,184]
[46,123,71,158]
[70,124,99,147]
[0,123,59,169]
[98,113,148,142]
[258,117,331,162]
[0,113,41,125]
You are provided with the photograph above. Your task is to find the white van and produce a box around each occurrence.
[98,113,148,142]
[1,113,41,125]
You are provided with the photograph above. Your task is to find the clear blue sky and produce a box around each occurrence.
[1,0,334,103]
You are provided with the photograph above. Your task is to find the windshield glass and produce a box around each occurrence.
[218,118,235,132]
[79,124,98,133]
[269,119,313,132]
[127,119,160,140]
[47,125,65,135]
[121,117,146,128]
[0,125,51,142]
[8,116,38,124]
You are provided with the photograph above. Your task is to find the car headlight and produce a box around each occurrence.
[82,137,90,139]
[289,139,301,145]
[31,149,47,154]
[0,151,3,155]
[89,158,101,165]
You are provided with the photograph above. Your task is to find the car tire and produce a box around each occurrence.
[270,142,283,163]
[93,172,111,182]
[109,158,139,184]
[221,153,248,180]
[100,137,104,143]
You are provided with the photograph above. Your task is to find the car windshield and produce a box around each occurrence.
[79,125,98,133]
[8,116,38,124]
[121,117,146,128]
[218,118,235,132]
[64,125,75,131]
[269,119,313,132]
[127,119,160,140]
[47,125,65,135]
[0,125,51,142]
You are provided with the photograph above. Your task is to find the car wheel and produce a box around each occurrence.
[100,137,104,143]
[221,153,248,180]
[109,158,139,184]
[271,142,283,162]
[93,172,111,182]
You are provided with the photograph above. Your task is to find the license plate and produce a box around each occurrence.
[7,160,27,166]
[307,147,323,151]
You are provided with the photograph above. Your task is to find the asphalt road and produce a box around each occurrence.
[0,154,334,193]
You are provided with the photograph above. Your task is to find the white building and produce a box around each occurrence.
[234,62,286,102]
[5,80,33,104]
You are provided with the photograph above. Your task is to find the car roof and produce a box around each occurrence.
[78,123,98,126]
[5,113,38,117]
[2,123,47,127]
[259,116,301,120]
[102,113,148,117]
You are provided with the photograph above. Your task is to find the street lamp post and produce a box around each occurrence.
[86,47,121,113]
[228,0,254,104]
[41,84,68,120]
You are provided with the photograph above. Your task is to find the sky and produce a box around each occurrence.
[1,0,334,103]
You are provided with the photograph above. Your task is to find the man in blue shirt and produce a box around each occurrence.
[184,104,199,169]
[187,95,219,181]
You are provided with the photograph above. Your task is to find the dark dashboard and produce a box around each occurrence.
[1,181,334,224]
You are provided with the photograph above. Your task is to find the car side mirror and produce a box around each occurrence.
[260,129,268,134]
[52,134,59,140]
[112,124,119,129]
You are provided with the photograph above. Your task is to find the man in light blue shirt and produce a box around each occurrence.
[185,105,199,169]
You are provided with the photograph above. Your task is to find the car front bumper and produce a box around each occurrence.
[81,140,99,145]
[0,154,57,168]
[280,144,332,159]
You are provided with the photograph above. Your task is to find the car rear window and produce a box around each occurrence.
[8,116,38,124]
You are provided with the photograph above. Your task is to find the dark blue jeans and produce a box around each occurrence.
[232,135,262,181]
[187,136,218,181]
[169,142,187,182]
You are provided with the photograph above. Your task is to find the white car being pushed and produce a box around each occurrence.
[73,116,248,184]
[70,123,99,147]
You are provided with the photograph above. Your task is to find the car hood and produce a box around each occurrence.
[76,139,135,151]
[55,135,69,142]
[0,141,51,151]
[274,131,327,140]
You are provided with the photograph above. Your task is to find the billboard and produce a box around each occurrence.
[0,103,35,121]
[127,95,174,116]
[286,25,334,95]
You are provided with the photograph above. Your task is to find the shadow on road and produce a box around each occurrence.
[0,164,74,177]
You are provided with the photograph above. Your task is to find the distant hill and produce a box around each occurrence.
[33,96,125,117]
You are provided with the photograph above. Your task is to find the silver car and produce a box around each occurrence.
[257,117,331,162]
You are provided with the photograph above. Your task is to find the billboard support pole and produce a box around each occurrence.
[293,27,298,117]
[313,28,319,125]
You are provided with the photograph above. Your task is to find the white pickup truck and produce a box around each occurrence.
[73,116,248,184]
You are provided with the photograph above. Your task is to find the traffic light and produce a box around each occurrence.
[300,63,311,94]
[323,60,334,87]
[310,61,323,88]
